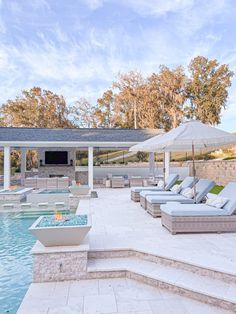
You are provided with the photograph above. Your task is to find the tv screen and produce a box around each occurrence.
[45,151,68,165]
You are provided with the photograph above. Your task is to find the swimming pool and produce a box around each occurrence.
[27,189,70,206]
[0,213,35,314]
[0,209,72,314]
[39,189,70,194]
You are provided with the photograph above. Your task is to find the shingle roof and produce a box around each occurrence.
[0,127,162,143]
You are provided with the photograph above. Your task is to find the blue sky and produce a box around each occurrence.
[0,0,236,131]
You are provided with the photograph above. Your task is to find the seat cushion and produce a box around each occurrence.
[131,187,162,193]
[146,195,194,204]
[161,202,228,216]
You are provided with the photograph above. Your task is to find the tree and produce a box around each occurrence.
[71,98,99,128]
[186,56,234,125]
[113,71,145,128]
[157,66,187,130]
[96,90,115,127]
[0,87,73,128]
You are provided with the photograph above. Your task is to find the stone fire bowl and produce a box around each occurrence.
[29,214,91,247]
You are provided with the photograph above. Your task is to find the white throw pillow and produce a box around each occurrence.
[181,187,194,199]
[157,180,164,189]
[206,196,228,209]
[170,184,181,194]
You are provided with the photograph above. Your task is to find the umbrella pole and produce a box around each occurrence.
[163,152,166,185]
[192,143,196,203]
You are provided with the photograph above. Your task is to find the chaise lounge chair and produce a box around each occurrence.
[140,176,196,209]
[130,174,179,202]
[145,179,215,218]
[161,182,236,234]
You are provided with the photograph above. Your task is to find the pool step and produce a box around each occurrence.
[87,257,236,311]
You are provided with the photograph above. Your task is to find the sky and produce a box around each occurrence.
[0,0,236,131]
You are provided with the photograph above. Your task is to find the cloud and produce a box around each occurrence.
[121,0,194,16]
[0,0,236,131]
[82,0,104,10]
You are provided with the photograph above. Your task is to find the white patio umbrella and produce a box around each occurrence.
[130,133,164,181]
[130,120,236,202]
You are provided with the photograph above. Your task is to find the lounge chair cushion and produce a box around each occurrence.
[140,190,174,198]
[161,202,227,216]
[131,187,163,193]
[217,182,236,215]
[179,176,196,189]
[146,195,194,204]
[181,187,194,199]
[170,184,181,194]
[206,195,228,209]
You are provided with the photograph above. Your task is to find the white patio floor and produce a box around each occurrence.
[18,188,236,314]
[87,188,236,275]
[17,278,231,314]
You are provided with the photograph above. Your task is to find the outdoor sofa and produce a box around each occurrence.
[129,176,144,187]
[24,177,69,189]
[140,176,196,209]
[130,173,179,202]
[161,182,236,234]
[146,179,215,217]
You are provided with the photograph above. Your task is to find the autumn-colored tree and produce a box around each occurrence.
[96,90,115,127]
[113,71,145,128]
[0,87,73,128]
[157,65,187,130]
[71,98,99,128]
[186,56,234,125]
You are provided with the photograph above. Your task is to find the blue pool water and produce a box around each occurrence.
[39,189,70,194]
[0,213,36,314]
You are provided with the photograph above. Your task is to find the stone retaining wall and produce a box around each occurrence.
[188,160,236,186]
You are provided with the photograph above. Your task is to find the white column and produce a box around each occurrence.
[164,151,170,182]
[21,148,27,186]
[4,146,11,190]
[148,152,155,178]
[88,146,93,190]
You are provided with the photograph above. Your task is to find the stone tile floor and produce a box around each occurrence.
[87,188,236,275]
[18,188,236,313]
[18,278,232,314]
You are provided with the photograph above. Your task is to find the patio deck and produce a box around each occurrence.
[18,188,236,313]
[88,188,236,275]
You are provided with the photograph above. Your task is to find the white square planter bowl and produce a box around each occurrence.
[29,214,91,247]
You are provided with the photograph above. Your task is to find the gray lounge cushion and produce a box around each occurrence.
[139,176,197,198]
[147,179,215,204]
[161,202,227,216]
[131,187,164,193]
[218,182,236,215]
[161,182,236,217]
[146,194,195,204]
[131,173,179,193]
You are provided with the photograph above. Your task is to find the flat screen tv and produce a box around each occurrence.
[45,151,68,165]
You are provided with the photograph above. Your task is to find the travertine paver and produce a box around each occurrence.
[17,278,233,314]
[88,188,236,275]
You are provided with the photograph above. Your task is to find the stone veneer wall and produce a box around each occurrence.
[188,160,236,186]
[33,250,88,282]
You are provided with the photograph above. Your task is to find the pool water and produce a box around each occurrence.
[0,188,24,194]
[14,209,71,219]
[39,189,70,194]
[0,213,36,314]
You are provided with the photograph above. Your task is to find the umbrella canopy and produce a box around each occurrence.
[135,120,236,152]
[130,120,236,203]
[129,133,163,152]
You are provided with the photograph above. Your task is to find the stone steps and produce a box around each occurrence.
[88,249,236,284]
[87,256,236,312]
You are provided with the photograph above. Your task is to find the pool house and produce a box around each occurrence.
[0,127,164,190]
